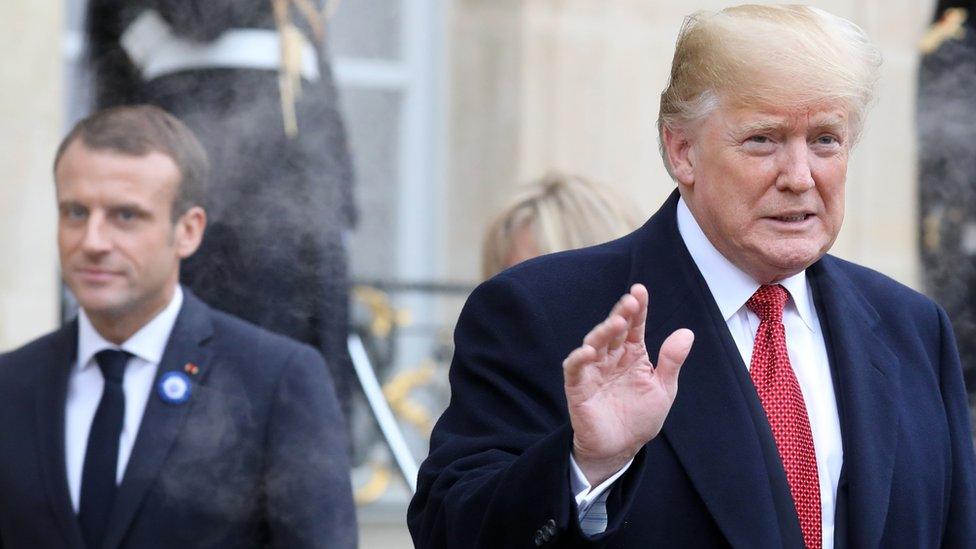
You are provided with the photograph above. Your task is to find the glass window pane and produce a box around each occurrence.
[328,0,401,60]
[341,87,402,279]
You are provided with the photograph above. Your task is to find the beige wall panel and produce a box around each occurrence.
[446,0,526,281]
[520,3,679,219]
[0,4,62,350]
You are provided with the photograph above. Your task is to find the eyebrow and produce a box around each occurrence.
[57,199,84,210]
[735,119,786,135]
[733,113,848,136]
[56,200,153,216]
[808,113,848,133]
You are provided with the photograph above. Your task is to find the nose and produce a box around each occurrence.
[775,140,816,193]
[80,212,112,254]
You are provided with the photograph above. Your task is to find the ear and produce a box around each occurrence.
[663,126,696,188]
[173,206,207,259]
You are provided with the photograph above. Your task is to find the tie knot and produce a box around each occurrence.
[94,349,132,384]
[747,284,789,323]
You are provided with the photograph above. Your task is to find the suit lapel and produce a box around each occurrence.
[628,192,789,548]
[808,258,900,548]
[34,321,87,548]
[102,290,215,549]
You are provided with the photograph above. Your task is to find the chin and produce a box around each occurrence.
[72,291,125,317]
[753,245,825,281]
[769,252,822,276]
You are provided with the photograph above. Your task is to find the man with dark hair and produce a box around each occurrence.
[0,105,357,548]
[53,105,209,220]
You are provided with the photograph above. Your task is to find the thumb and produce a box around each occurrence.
[654,328,694,388]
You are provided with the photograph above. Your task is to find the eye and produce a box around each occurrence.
[741,134,776,154]
[815,135,838,145]
[112,207,142,223]
[61,204,87,221]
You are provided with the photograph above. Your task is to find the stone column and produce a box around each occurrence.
[0,3,62,349]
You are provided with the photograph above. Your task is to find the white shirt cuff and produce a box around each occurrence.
[569,453,634,515]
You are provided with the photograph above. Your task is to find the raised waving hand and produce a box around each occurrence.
[564,283,695,486]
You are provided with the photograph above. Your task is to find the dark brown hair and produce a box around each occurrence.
[54,105,209,219]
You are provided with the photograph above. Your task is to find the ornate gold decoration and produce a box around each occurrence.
[383,360,438,433]
[354,462,392,505]
[353,285,413,338]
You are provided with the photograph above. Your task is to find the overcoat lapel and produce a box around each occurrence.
[808,258,900,548]
[628,192,797,547]
[34,320,86,548]
[101,290,215,549]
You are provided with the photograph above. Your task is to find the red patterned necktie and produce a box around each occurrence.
[747,285,822,549]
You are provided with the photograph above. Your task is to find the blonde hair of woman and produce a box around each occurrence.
[481,172,642,279]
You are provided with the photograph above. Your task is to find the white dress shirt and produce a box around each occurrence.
[65,286,183,512]
[571,199,843,547]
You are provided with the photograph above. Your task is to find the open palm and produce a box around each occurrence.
[564,284,694,486]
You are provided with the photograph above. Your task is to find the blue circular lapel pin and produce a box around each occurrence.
[158,371,192,405]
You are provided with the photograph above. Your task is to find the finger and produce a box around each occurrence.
[582,318,615,357]
[607,291,639,350]
[607,311,632,353]
[608,291,631,318]
[654,328,694,389]
[583,315,627,360]
[604,314,630,355]
[563,345,597,385]
[626,284,649,343]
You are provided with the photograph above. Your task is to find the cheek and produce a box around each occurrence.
[57,227,80,255]
[820,182,845,223]
[118,232,169,265]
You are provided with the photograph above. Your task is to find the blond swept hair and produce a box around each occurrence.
[658,4,883,176]
[481,172,642,279]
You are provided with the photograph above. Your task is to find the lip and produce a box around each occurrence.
[762,213,817,230]
[74,267,122,283]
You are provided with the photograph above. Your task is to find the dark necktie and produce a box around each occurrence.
[747,285,822,549]
[78,349,132,548]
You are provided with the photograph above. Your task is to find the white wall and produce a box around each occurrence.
[0,3,62,350]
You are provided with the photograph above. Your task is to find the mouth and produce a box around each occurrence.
[775,214,810,222]
[74,267,122,283]
[767,212,814,223]
[762,212,818,232]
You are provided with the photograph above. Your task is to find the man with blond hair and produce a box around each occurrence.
[409,5,976,548]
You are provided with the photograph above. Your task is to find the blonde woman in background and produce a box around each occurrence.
[481,172,642,279]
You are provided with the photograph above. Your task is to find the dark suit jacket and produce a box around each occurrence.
[408,192,976,548]
[0,289,357,548]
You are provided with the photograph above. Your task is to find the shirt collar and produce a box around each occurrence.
[76,286,184,370]
[676,198,816,331]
